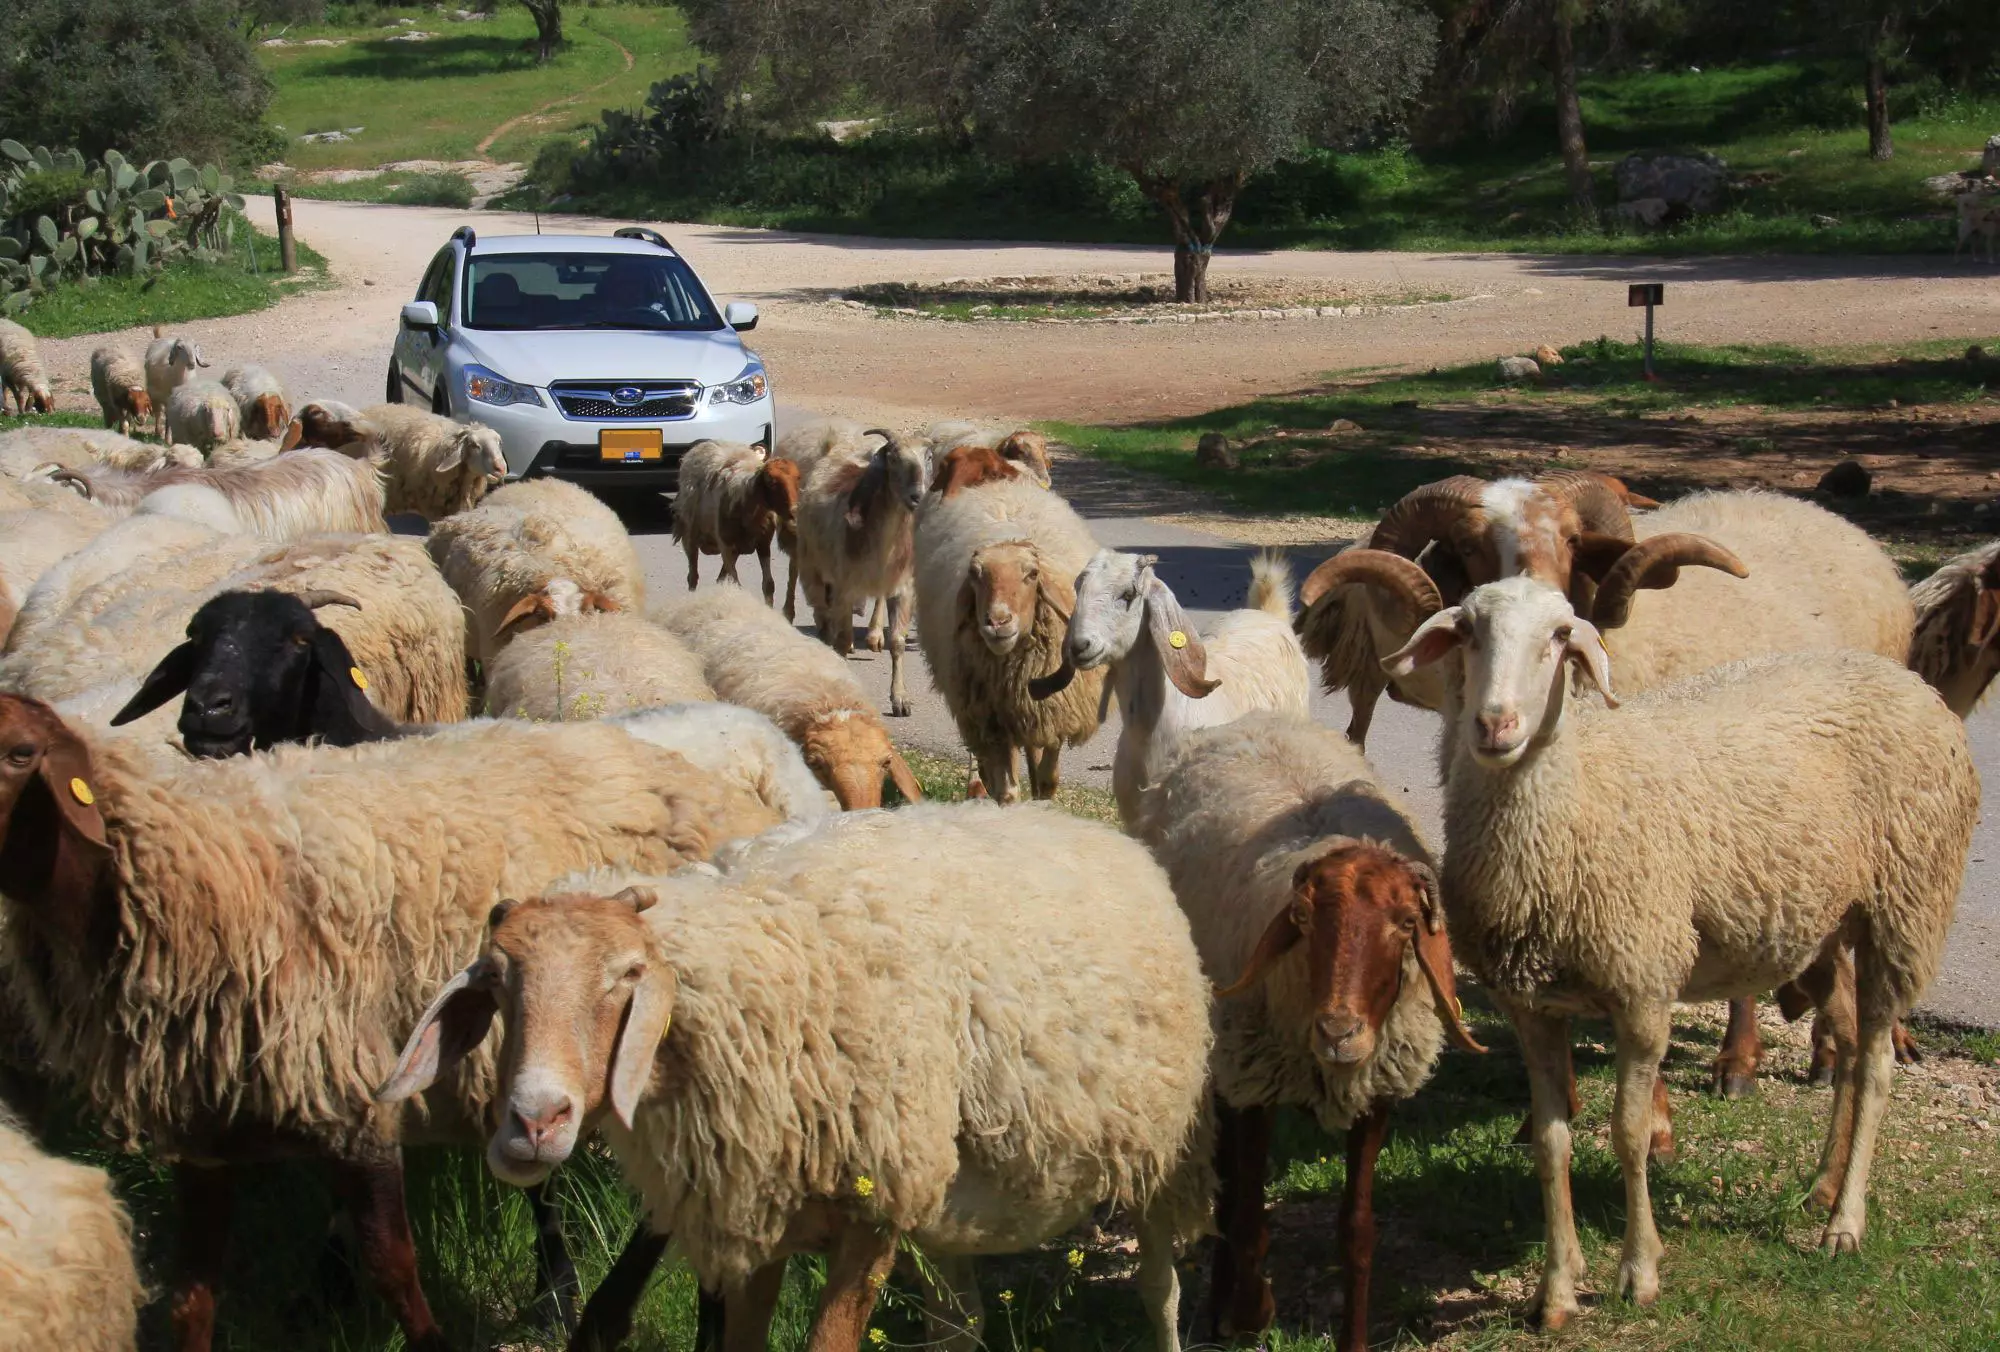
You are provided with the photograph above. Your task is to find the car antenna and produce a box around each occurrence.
[534,205,542,235]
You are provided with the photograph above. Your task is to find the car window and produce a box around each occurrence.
[422,247,457,324]
[415,247,450,306]
[463,252,723,332]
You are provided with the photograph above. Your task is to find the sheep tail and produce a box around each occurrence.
[1245,550,1293,620]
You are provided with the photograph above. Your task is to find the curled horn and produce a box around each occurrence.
[46,466,93,499]
[1590,533,1748,630]
[1367,476,1487,558]
[1537,469,1645,540]
[1299,547,1443,618]
[1028,555,1082,700]
[1028,654,1076,700]
[289,588,363,611]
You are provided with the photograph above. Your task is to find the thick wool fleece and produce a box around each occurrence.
[1138,713,1448,1129]
[587,801,1214,1285]
[0,718,780,1160]
[1442,649,1976,1009]
[484,611,713,720]
[0,1113,145,1352]
[653,586,879,739]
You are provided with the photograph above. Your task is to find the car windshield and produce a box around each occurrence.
[462,252,723,332]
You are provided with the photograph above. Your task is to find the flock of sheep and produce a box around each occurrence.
[0,311,1998,1352]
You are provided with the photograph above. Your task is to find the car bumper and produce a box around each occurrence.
[463,396,776,489]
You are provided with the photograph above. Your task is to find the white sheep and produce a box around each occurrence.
[671,439,800,604]
[654,584,925,808]
[204,437,285,469]
[1908,539,2000,717]
[360,403,508,519]
[39,448,388,539]
[608,703,833,836]
[0,318,52,415]
[143,327,209,437]
[426,478,645,671]
[220,364,292,441]
[1,514,233,657]
[0,693,792,1352]
[914,473,1102,800]
[0,1111,146,1352]
[1384,575,1978,1327]
[482,611,715,721]
[794,430,929,705]
[166,378,243,451]
[88,347,154,437]
[0,510,108,648]
[1136,713,1485,1349]
[1047,549,1308,825]
[380,801,1215,1352]
[774,416,874,618]
[1,426,197,477]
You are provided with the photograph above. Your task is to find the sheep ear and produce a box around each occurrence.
[1213,904,1302,999]
[583,591,622,615]
[36,720,109,851]
[1404,861,1486,1054]
[435,435,467,474]
[1972,576,2000,650]
[110,641,198,726]
[1564,619,1618,708]
[846,452,886,530]
[1145,577,1220,698]
[1382,607,1463,677]
[610,962,677,1129]
[886,750,923,803]
[377,961,498,1103]
[497,592,551,636]
[308,626,380,727]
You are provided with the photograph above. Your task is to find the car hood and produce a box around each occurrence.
[452,327,756,389]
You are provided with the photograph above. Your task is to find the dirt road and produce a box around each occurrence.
[30,199,2000,1027]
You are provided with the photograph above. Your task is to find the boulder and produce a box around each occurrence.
[1817,460,1871,499]
[1533,344,1565,367]
[1613,197,1671,229]
[1613,152,1728,221]
[1194,432,1238,471]
[1497,356,1541,384]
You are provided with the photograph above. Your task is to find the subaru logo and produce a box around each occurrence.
[611,386,644,407]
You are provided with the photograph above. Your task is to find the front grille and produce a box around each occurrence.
[549,380,700,421]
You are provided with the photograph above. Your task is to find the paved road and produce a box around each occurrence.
[30,197,1998,1027]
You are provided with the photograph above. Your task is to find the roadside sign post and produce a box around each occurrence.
[1628,283,1664,381]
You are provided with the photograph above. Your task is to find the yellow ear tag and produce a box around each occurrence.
[1168,630,1188,650]
[69,778,94,806]
[350,667,369,690]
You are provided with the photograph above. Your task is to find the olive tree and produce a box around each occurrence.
[521,0,562,62]
[967,0,1436,301]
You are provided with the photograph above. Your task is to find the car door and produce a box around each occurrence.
[399,247,455,408]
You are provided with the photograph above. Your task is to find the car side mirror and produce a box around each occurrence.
[723,301,759,333]
[402,301,441,331]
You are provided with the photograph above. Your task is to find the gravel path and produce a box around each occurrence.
[29,199,2000,1028]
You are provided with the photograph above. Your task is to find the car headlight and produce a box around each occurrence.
[464,364,544,408]
[708,360,768,406]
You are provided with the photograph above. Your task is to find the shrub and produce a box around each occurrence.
[388,171,476,208]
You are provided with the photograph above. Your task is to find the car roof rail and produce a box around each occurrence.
[451,225,477,252]
[613,226,675,251]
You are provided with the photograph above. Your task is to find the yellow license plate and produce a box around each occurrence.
[599,429,664,462]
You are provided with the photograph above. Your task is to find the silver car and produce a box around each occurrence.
[387,226,773,491]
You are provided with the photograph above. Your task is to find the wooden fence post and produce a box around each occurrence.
[274,185,297,274]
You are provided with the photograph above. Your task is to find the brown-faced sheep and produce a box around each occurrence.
[0,319,52,415]
[221,365,292,441]
[89,348,152,437]
[672,439,800,605]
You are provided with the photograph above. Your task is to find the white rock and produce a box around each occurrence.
[1497,355,1542,383]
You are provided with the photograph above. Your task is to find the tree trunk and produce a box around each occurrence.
[528,2,562,63]
[1549,13,1595,216]
[1136,172,1243,303]
[1865,48,1892,161]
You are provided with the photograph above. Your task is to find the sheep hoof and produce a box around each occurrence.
[1616,1257,1659,1306]
[1803,1176,1839,1214]
[1805,1060,1837,1089]
[1893,1026,1923,1065]
[1820,1226,1862,1256]
[1648,1129,1676,1164]
[866,630,886,653]
[1710,1068,1759,1101]
[890,696,913,718]
[1528,1291,1578,1332]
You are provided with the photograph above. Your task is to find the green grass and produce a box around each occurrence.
[5,225,329,340]
[1045,335,2000,519]
[521,60,1997,255]
[257,5,697,173]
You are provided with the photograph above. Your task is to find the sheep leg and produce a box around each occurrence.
[1028,744,1064,800]
[1822,939,1900,1254]
[525,1181,581,1331]
[1344,674,1384,748]
[914,1253,982,1351]
[1208,1099,1275,1339]
[804,1219,899,1352]
[720,548,742,586]
[865,597,886,653]
[974,745,1018,804]
[885,592,912,717]
[724,1262,787,1352]
[783,550,799,622]
[1796,943,1862,1214]
[1512,1006,1586,1330]
[1337,1102,1392,1352]
[1510,1036,1583,1143]
[332,1156,449,1352]
[566,1225,671,1352]
[1610,1004,1671,1306]
[1135,1206,1186,1352]
[169,1164,234,1352]
[683,533,701,591]
[1710,996,1765,1100]
[756,539,776,606]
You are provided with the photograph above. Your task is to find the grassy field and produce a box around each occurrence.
[256,4,696,180]
[516,60,1997,255]
[5,224,329,340]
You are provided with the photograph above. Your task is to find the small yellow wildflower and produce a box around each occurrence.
[1066,1248,1085,1271]
[868,1330,887,1347]
[854,1174,876,1198]
[999,1290,1015,1305]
